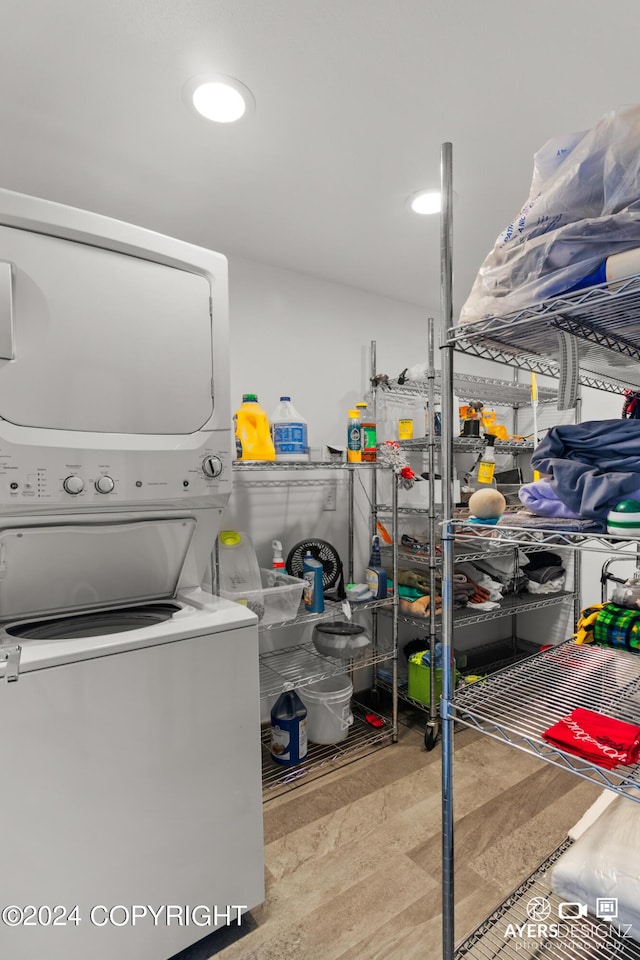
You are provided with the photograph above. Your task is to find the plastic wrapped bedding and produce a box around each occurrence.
[551,796,640,941]
[460,104,640,325]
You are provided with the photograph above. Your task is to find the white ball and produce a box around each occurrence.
[468,488,506,520]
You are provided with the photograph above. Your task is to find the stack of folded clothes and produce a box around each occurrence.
[522,549,566,594]
[542,707,640,770]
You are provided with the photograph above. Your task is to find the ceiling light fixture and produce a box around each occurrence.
[183,75,255,124]
[408,190,442,215]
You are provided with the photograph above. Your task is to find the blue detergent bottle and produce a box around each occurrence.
[366,535,388,600]
[303,550,325,612]
[270,689,308,765]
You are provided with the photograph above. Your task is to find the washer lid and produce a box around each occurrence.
[0,519,195,620]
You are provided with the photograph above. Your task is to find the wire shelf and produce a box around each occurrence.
[448,274,640,392]
[379,370,557,407]
[452,339,626,394]
[450,520,640,558]
[261,701,392,799]
[451,641,640,801]
[376,675,435,713]
[389,436,535,453]
[385,590,574,630]
[233,460,385,471]
[456,839,640,960]
[259,641,393,699]
[256,596,393,631]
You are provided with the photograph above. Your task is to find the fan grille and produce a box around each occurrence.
[286,539,341,590]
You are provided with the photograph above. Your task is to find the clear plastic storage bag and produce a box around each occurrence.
[460,104,640,324]
[551,795,640,941]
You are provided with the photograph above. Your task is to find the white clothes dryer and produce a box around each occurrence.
[0,189,264,960]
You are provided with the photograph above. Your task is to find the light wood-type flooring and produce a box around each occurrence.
[177,714,601,960]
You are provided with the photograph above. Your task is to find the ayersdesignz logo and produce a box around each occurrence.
[502,896,633,949]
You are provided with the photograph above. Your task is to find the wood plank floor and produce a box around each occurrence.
[177,715,601,960]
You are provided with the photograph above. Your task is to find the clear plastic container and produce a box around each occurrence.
[220,568,305,624]
[235,394,276,461]
[217,530,263,612]
[270,396,309,461]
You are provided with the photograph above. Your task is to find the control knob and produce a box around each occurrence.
[202,456,223,478]
[63,476,84,495]
[95,476,115,494]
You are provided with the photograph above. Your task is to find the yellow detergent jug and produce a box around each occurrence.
[235,394,276,460]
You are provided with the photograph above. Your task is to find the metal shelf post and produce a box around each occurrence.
[439,140,456,960]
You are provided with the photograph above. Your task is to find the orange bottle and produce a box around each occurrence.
[235,394,276,461]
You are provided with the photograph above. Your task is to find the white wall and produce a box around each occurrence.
[227,255,436,447]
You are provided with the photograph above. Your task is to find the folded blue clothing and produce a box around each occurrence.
[497,512,606,533]
[531,420,640,520]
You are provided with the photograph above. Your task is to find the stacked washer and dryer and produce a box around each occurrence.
[0,189,264,960]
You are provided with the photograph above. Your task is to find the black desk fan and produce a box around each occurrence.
[286,539,346,602]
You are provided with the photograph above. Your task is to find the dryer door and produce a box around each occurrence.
[0,226,214,435]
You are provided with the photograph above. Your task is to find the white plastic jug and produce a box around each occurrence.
[270,396,309,461]
[298,675,353,745]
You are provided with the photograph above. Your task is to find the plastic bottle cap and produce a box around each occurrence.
[485,434,497,447]
[242,393,258,402]
[348,409,360,418]
[219,530,241,545]
[280,396,291,401]
[356,402,367,409]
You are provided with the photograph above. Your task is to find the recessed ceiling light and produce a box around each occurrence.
[408,190,442,215]
[183,75,255,124]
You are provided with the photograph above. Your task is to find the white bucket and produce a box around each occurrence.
[298,675,353,745]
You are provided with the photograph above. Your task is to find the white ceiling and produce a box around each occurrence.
[2,0,640,315]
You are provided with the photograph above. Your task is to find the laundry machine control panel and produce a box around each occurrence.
[0,435,232,512]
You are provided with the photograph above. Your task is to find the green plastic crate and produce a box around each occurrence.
[407,652,455,705]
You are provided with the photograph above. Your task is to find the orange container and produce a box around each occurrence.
[235,394,276,461]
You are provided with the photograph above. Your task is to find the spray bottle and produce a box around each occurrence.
[347,409,362,463]
[469,434,497,490]
[272,540,286,571]
[365,535,388,600]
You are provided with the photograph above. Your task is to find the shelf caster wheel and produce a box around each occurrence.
[424,723,439,751]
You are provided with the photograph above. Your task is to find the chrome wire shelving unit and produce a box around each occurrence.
[438,139,640,960]
[232,457,399,800]
[394,435,536,453]
[259,637,393,699]
[449,278,640,395]
[453,641,640,799]
[371,334,578,750]
[393,589,573,630]
[449,275,640,396]
[256,596,391,631]
[450,520,640,557]
[261,700,391,799]
[379,369,558,408]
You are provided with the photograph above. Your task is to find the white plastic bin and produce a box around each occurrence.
[298,675,353,745]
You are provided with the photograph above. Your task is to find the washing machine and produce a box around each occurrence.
[0,189,264,959]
